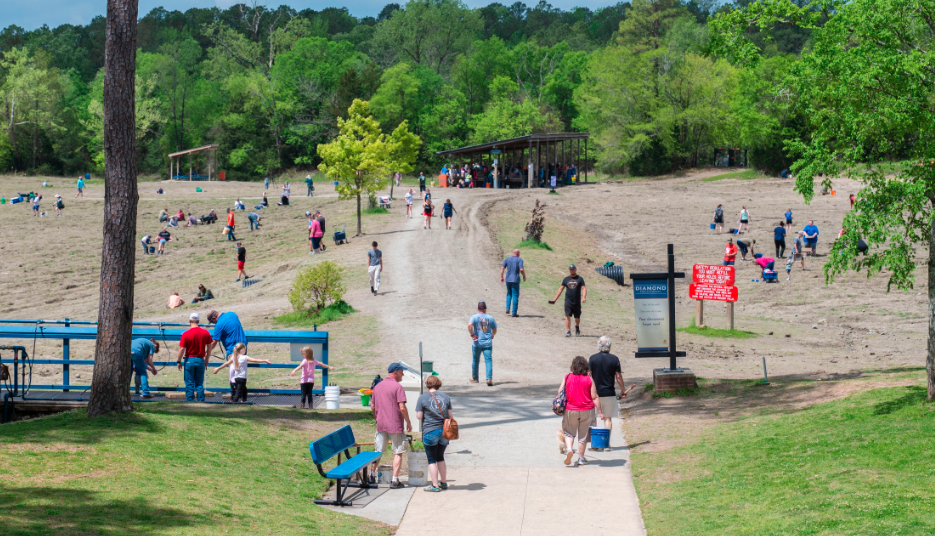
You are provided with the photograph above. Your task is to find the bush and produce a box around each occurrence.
[524,199,548,242]
[288,261,346,312]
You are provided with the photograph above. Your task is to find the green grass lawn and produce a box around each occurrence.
[633,385,935,535]
[702,169,769,182]
[678,319,757,339]
[0,405,390,536]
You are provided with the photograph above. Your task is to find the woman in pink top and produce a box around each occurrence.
[309,217,324,255]
[290,346,335,409]
[558,356,603,466]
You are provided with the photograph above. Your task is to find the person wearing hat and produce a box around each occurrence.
[305,174,314,196]
[369,362,412,488]
[468,301,498,386]
[177,313,213,402]
[206,310,247,360]
[549,265,587,337]
[54,194,64,216]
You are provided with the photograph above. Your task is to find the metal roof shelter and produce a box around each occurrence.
[168,144,219,181]
[436,132,590,188]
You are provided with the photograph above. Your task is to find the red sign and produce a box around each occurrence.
[692,264,735,286]
[689,283,738,302]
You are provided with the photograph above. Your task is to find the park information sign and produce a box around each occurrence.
[692,264,735,286]
[689,283,738,302]
[633,279,669,352]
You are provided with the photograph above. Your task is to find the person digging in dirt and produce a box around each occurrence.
[131,338,160,398]
[549,265,587,337]
[736,238,756,261]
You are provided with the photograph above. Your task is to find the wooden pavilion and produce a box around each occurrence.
[436,132,589,188]
[168,144,219,181]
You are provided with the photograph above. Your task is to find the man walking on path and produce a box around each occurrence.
[549,265,586,337]
[468,302,497,386]
[369,362,412,488]
[206,310,247,359]
[306,174,314,196]
[368,241,383,295]
[264,177,269,190]
[588,336,626,446]
[131,338,160,398]
[235,242,249,282]
[500,249,526,317]
[75,176,85,198]
[418,172,426,193]
[177,313,213,402]
[226,208,237,241]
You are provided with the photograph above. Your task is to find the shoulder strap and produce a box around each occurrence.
[428,390,449,419]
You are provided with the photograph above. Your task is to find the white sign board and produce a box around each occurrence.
[633,279,669,352]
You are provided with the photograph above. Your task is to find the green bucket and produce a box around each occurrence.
[360,394,371,406]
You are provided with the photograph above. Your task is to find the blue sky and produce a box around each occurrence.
[2,1,618,30]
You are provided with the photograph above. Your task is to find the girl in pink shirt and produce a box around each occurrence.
[290,346,335,409]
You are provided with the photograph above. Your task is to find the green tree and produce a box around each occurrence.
[152,32,201,152]
[712,0,935,400]
[369,62,422,128]
[289,261,347,312]
[470,76,561,143]
[318,100,419,235]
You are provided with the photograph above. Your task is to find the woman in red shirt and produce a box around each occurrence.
[558,356,603,466]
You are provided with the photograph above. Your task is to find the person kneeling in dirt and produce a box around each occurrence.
[167,291,185,309]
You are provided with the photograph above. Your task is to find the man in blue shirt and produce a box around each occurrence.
[468,302,497,386]
[131,338,160,398]
[206,310,247,358]
[264,177,269,190]
[305,174,314,197]
[500,249,527,317]
[803,220,820,256]
[773,221,787,257]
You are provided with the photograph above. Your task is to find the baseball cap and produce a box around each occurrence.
[387,362,404,373]
[569,264,577,270]
[305,211,311,216]
[189,313,200,322]
[477,301,487,310]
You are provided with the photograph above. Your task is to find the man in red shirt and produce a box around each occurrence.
[226,208,237,241]
[369,363,412,488]
[177,312,213,402]
[723,238,738,266]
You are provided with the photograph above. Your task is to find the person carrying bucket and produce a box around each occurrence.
[557,356,603,467]
[588,336,626,449]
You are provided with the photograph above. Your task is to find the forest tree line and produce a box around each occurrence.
[0,0,816,179]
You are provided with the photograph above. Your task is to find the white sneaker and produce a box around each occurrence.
[577,456,588,465]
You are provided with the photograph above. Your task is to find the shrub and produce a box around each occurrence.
[288,261,346,312]
[524,199,548,242]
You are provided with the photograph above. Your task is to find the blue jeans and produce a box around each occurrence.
[184,357,206,402]
[132,357,150,396]
[505,282,520,315]
[472,346,493,380]
[227,226,236,241]
[249,216,258,230]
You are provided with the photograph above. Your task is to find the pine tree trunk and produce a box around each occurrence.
[87,0,140,418]
[356,192,362,237]
[928,208,935,401]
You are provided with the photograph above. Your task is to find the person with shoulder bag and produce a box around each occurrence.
[557,356,603,467]
[415,375,456,492]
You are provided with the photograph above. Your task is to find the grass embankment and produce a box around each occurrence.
[0,404,390,536]
[274,300,357,327]
[516,239,552,251]
[678,319,757,339]
[702,169,768,182]
[633,384,935,534]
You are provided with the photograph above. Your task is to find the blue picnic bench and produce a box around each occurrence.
[309,425,381,506]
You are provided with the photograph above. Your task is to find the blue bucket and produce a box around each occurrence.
[710,223,716,229]
[590,427,610,449]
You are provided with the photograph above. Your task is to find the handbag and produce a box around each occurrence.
[552,374,569,416]
[429,391,458,441]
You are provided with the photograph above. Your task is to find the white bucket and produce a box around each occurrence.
[407,451,427,486]
[324,385,340,409]
[376,464,393,484]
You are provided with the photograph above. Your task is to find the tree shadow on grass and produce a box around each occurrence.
[1,410,165,446]
[0,487,197,536]
[140,403,375,425]
[872,385,928,415]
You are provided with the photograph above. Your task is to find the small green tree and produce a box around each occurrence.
[318,99,419,235]
[289,261,346,313]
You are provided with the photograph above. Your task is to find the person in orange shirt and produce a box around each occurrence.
[723,238,738,266]
[226,208,237,241]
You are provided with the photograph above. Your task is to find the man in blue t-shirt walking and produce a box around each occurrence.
[468,302,498,386]
[206,310,247,358]
[500,249,527,317]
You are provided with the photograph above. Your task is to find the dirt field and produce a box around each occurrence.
[0,169,925,396]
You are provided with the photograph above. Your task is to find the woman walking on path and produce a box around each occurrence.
[443,199,457,230]
[558,356,603,467]
[405,189,414,219]
[423,197,434,229]
[416,376,453,492]
[739,206,750,234]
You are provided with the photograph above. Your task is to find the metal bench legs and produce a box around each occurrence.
[313,466,375,507]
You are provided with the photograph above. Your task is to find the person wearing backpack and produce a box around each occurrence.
[713,204,724,234]
[557,356,603,467]
[415,375,455,492]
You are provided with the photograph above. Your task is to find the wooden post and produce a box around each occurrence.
[696,299,704,328]
[188,152,192,181]
[585,138,588,182]
[727,302,735,330]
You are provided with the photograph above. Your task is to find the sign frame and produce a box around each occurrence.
[629,244,686,370]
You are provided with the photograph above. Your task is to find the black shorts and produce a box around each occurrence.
[564,302,581,318]
[419,185,426,192]
[714,217,723,224]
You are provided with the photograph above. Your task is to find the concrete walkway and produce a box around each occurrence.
[395,396,646,536]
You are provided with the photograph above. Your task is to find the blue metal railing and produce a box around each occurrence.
[0,319,329,397]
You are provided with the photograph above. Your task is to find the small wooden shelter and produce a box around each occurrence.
[168,144,219,181]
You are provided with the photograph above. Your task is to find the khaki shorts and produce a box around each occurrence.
[598,396,620,419]
[562,409,594,443]
[375,431,408,455]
